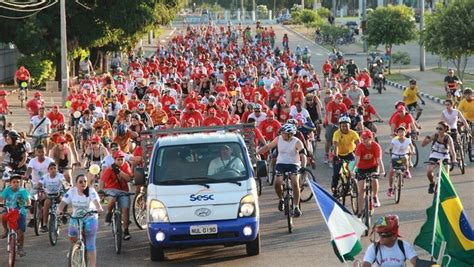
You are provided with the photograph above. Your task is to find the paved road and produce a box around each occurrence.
[1,24,473,267]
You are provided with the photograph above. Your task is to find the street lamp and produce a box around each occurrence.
[60,0,68,102]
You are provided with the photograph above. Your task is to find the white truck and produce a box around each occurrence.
[135,124,266,261]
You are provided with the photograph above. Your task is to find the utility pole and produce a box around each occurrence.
[302,0,305,8]
[362,0,368,52]
[332,0,337,17]
[60,0,68,103]
[420,0,426,71]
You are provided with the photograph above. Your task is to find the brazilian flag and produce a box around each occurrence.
[415,164,474,266]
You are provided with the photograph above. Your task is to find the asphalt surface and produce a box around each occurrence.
[0,24,473,267]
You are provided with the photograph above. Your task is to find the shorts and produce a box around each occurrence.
[105,189,130,209]
[355,167,378,181]
[68,216,98,251]
[275,163,299,176]
[325,124,338,142]
[0,209,26,232]
[406,102,421,111]
[82,128,92,140]
[391,158,406,170]
[427,158,449,165]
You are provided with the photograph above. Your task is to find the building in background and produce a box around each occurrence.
[0,43,19,83]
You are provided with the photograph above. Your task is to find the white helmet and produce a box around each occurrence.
[338,116,351,124]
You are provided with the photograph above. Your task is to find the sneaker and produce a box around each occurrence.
[373,197,381,208]
[123,229,131,241]
[428,183,435,194]
[27,219,35,228]
[17,247,26,257]
[331,187,338,197]
[278,199,284,212]
[293,206,302,217]
[405,170,412,179]
[387,188,393,197]
[105,212,112,224]
[40,225,48,233]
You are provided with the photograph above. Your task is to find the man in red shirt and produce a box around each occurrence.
[241,81,255,102]
[203,108,223,126]
[354,130,385,214]
[100,150,133,240]
[15,66,31,97]
[390,105,417,136]
[356,68,372,96]
[362,97,383,133]
[181,103,203,126]
[26,91,44,117]
[259,111,282,141]
[325,93,348,162]
[47,105,65,132]
[0,90,10,115]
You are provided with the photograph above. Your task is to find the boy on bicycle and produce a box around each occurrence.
[0,174,30,256]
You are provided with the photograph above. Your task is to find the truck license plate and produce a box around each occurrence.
[190,224,218,235]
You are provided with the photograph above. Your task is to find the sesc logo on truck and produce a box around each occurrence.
[189,194,215,201]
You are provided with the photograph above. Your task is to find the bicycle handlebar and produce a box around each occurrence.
[61,210,98,220]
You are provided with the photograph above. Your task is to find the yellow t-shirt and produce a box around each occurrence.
[403,86,418,105]
[333,129,359,156]
[458,99,474,121]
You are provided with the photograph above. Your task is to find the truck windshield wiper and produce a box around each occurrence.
[158,178,210,189]
[185,177,242,187]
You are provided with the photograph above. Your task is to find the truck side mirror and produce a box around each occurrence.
[134,167,146,186]
[255,160,267,178]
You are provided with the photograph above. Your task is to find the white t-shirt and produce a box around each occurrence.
[442,109,459,130]
[289,106,311,123]
[248,112,267,127]
[207,156,245,176]
[27,157,55,185]
[30,115,51,137]
[390,138,412,158]
[363,240,417,266]
[38,173,66,194]
[62,187,99,217]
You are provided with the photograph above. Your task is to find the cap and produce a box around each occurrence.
[396,126,406,132]
[361,130,373,139]
[335,93,343,99]
[34,92,42,97]
[186,103,195,110]
[351,80,358,86]
[90,135,101,143]
[0,90,7,96]
[113,150,126,159]
[208,108,216,114]
[266,110,274,117]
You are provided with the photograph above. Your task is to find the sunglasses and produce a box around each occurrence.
[77,180,86,184]
[254,110,261,112]
[436,127,444,130]
[379,233,394,238]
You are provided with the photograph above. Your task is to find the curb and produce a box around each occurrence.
[281,25,331,54]
[386,80,444,105]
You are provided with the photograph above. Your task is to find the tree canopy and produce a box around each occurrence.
[423,0,474,81]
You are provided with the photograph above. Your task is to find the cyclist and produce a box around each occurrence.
[403,79,425,121]
[385,127,413,197]
[305,94,323,141]
[100,150,133,240]
[256,123,307,217]
[56,174,102,267]
[346,80,365,109]
[79,109,96,151]
[389,105,417,137]
[362,97,383,133]
[324,93,348,163]
[354,130,384,212]
[444,68,460,99]
[28,106,51,149]
[345,104,364,133]
[26,91,44,117]
[50,123,80,166]
[0,90,11,117]
[362,215,418,266]
[49,135,73,183]
[35,162,69,232]
[259,111,282,142]
[15,66,31,98]
[457,88,474,156]
[47,105,65,132]
[84,135,109,168]
[0,174,30,257]
[421,121,457,194]
[441,99,470,143]
[1,131,28,173]
[331,116,359,195]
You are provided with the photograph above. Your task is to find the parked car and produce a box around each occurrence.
[277,14,293,24]
[346,21,359,35]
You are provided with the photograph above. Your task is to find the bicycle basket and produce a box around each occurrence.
[5,208,20,230]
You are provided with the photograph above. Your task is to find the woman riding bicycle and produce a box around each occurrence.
[49,136,73,184]
[384,126,412,197]
[1,131,28,174]
[56,174,102,267]
[84,135,109,169]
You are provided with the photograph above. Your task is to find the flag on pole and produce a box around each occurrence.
[309,179,367,262]
[414,163,474,267]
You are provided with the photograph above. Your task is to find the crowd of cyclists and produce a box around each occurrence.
[0,20,473,266]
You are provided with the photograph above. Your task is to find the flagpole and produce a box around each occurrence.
[307,177,349,266]
[430,162,443,259]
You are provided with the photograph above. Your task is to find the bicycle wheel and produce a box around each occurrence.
[68,243,85,267]
[394,173,402,204]
[411,142,419,168]
[33,201,41,236]
[113,212,122,254]
[267,159,274,186]
[363,195,371,236]
[8,234,16,267]
[133,193,147,230]
[256,177,262,196]
[349,178,358,215]
[299,168,316,203]
[285,195,293,234]
[459,144,465,174]
[49,213,59,246]
[468,141,473,162]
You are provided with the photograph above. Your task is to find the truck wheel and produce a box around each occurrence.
[150,244,165,262]
[246,234,260,256]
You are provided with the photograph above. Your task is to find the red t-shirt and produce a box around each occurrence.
[326,101,348,124]
[355,142,381,169]
[362,104,376,122]
[391,113,413,133]
[0,99,8,114]
[47,111,65,129]
[26,99,43,116]
[258,119,282,141]
[101,162,132,191]
[203,117,223,126]
[71,102,88,113]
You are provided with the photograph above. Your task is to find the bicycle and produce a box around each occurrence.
[333,159,358,213]
[450,128,466,174]
[18,81,28,108]
[62,209,98,267]
[299,167,317,203]
[462,122,473,162]
[132,187,147,230]
[47,192,64,246]
[390,156,407,204]
[28,134,49,151]
[101,191,134,254]
[282,171,299,233]
[409,131,420,168]
[359,172,379,236]
[32,189,45,236]
[1,205,31,267]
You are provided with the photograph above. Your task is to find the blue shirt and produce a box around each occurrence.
[1,187,29,215]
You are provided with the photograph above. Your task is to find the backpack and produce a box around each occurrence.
[432,133,449,149]
[373,239,406,264]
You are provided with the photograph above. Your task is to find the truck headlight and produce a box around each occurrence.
[239,194,255,217]
[149,199,169,222]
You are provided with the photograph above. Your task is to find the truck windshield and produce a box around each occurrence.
[153,142,249,185]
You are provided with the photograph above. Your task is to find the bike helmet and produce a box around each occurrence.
[338,116,351,124]
[409,79,416,85]
[253,103,261,110]
[137,103,146,110]
[56,123,66,130]
[8,130,20,140]
[117,124,127,136]
[464,88,473,94]
[169,104,178,111]
[280,123,297,135]
[374,214,400,237]
[88,103,96,111]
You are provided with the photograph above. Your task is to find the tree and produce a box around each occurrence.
[320,24,350,48]
[423,0,474,84]
[391,51,411,73]
[366,5,417,74]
